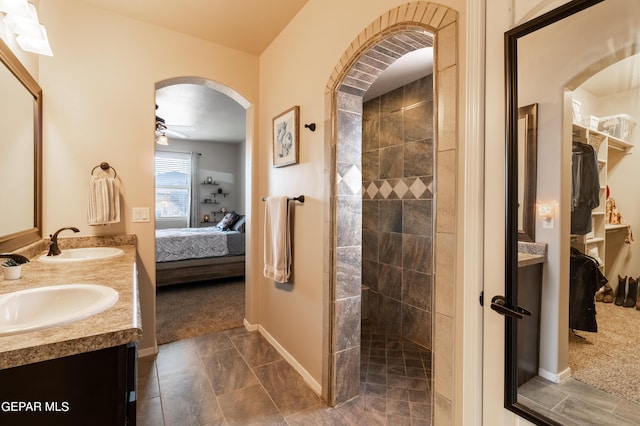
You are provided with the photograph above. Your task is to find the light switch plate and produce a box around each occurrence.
[132,207,150,223]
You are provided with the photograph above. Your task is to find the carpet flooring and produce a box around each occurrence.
[568,300,640,404]
[156,278,245,345]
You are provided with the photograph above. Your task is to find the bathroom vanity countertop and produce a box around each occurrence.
[518,253,546,268]
[518,241,547,267]
[0,235,142,370]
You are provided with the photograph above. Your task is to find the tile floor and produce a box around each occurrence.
[137,320,433,425]
[518,376,640,425]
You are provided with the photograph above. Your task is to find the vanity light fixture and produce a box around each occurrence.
[537,201,556,229]
[536,202,555,218]
[0,0,53,56]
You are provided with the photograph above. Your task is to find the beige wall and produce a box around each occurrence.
[37,0,259,352]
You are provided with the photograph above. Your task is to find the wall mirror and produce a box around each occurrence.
[0,37,43,252]
[505,0,640,424]
[518,103,538,242]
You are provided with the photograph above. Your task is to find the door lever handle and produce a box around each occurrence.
[490,295,532,320]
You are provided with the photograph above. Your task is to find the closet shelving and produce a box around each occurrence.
[570,122,633,274]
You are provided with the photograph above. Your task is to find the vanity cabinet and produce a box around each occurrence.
[0,343,137,426]
[517,262,543,386]
[570,122,633,276]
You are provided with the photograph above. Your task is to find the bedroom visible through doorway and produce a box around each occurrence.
[154,78,249,344]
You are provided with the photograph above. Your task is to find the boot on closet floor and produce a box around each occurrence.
[615,275,627,306]
[624,277,638,308]
[636,286,640,310]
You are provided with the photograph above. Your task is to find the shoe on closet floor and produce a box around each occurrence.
[601,283,614,303]
[615,275,627,306]
[624,277,638,308]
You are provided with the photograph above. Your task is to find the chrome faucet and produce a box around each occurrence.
[48,227,80,256]
[0,253,30,264]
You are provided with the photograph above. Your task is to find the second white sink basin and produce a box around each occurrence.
[38,247,124,263]
[0,284,119,336]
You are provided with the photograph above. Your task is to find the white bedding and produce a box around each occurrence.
[155,227,230,262]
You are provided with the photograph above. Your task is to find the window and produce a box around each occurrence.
[155,151,191,220]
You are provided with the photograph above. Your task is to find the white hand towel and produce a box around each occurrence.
[263,196,291,283]
[88,175,121,226]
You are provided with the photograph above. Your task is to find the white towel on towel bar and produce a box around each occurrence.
[263,196,291,283]
[88,174,121,225]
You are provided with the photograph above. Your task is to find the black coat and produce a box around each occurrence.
[571,142,600,235]
[569,248,607,332]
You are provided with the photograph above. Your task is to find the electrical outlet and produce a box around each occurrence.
[132,207,150,223]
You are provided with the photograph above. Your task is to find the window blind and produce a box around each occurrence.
[155,151,191,219]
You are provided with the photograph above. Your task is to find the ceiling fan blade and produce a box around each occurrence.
[165,127,189,139]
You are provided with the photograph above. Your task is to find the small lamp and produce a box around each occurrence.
[156,132,168,145]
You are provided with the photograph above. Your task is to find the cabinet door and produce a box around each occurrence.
[0,344,135,426]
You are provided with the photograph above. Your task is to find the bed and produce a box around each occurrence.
[155,217,246,286]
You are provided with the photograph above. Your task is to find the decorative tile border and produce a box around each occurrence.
[362,176,433,200]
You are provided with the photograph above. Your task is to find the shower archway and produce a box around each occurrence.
[323,3,461,419]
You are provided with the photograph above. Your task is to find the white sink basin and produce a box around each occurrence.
[0,284,119,336]
[38,247,124,263]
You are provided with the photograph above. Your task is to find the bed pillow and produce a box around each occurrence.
[216,211,241,231]
[231,215,246,233]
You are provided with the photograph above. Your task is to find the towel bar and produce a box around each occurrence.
[262,195,305,204]
[91,162,117,178]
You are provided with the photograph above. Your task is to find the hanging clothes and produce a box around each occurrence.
[571,142,600,235]
[569,247,607,332]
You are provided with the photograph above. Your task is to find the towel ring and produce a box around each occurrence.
[91,162,117,178]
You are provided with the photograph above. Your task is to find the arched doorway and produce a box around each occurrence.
[153,76,255,344]
[323,4,460,421]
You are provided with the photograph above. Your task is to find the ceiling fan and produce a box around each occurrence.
[155,115,190,139]
[155,104,191,141]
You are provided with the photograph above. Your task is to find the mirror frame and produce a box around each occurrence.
[518,103,538,242]
[0,36,43,252]
[504,0,604,424]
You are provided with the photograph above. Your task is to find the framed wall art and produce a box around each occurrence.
[272,106,299,167]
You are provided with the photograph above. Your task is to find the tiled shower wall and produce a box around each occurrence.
[362,75,434,350]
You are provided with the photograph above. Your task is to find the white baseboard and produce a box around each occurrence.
[244,321,322,396]
[538,366,571,384]
[138,344,158,358]
[243,318,259,332]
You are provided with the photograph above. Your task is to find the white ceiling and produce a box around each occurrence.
[364,48,434,101]
[155,84,246,143]
[581,53,640,97]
